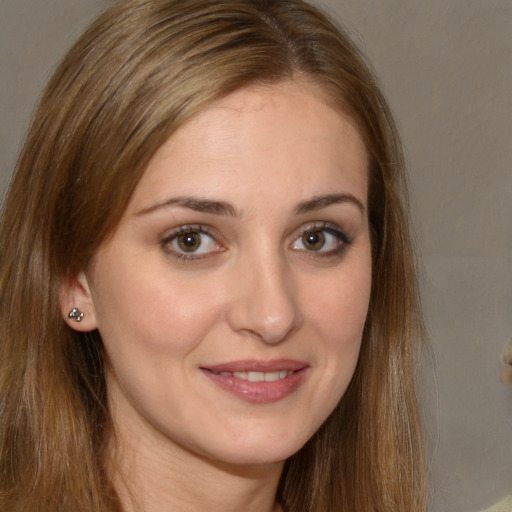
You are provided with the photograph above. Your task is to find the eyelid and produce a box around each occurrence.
[159,221,352,263]
[159,224,225,261]
[291,221,353,255]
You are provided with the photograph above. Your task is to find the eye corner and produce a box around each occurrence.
[290,221,353,258]
[159,224,225,262]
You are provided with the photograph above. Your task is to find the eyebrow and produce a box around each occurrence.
[294,193,366,215]
[135,196,238,217]
[135,192,365,218]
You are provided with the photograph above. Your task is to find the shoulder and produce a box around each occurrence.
[482,495,512,512]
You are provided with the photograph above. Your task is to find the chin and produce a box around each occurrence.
[203,427,312,467]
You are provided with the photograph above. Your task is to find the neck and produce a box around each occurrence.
[106,407,284,512]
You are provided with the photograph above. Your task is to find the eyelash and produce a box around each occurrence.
[159,224,222,262]
[159,222,352,262]
[294,222,353,258]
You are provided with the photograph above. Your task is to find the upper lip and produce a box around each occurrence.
[201,359,308,373]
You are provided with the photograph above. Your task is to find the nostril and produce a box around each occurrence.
[226,269,302,344]
[238,328,265,341]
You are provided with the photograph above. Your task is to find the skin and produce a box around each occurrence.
[62,80,372,512]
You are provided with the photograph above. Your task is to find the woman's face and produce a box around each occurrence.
[64,80,372,466]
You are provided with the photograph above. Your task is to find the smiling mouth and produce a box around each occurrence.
[201,361,308,403]
[209,370,295,382]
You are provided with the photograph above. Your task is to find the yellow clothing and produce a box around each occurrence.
[483,495,512,512]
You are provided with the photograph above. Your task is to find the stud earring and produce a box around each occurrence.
[68,307,84,322]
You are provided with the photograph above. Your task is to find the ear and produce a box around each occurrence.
[59,271,98,332]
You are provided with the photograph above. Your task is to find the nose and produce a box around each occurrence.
[226,252,303,345]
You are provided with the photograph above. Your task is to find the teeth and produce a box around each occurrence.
[248,371,264,382]
[229,371,293,382]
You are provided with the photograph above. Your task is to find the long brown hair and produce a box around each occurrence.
[0,0,427,510]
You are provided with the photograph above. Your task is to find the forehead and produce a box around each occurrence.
[127,80,369,214]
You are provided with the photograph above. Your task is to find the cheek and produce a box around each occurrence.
[309,263,371,344]
[91,267,227,419]
[306,260,371,393]
[92,259,225,358]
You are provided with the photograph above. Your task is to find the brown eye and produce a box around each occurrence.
[291,224,351,256]
[162,226,222,259]
[177,231,201,252]
[301,230,325,251]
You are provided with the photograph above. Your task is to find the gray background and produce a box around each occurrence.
[1,1,511,510]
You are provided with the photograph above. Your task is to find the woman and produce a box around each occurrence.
[0,0,427,510]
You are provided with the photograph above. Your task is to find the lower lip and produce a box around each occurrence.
[201,368,307,404]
